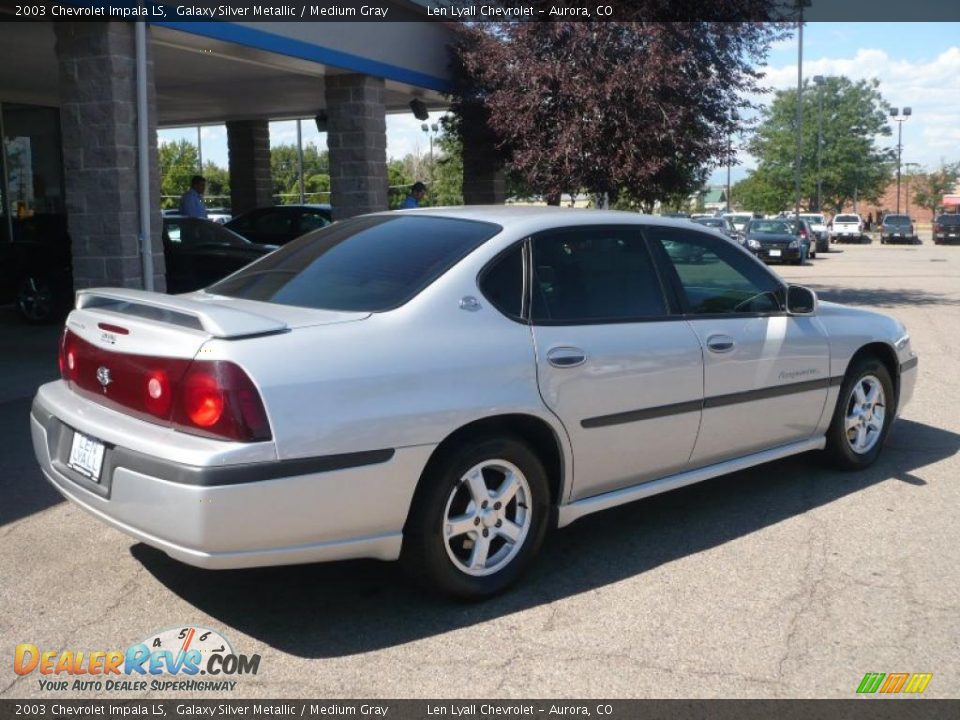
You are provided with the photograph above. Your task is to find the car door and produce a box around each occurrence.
[528,225,704,502]
[647,226,830,467]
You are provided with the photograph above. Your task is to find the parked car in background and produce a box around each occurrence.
[225,204,333,246]
[162,216,276,294]
[723,212,760,235]
[206,208,232,225]
[743,218,810,264]
[933,214,960,245]
[831,214,865,243]
[32,208,918,599]
[691,216,739,242]
[799,213,830,253]
[880,214,919,245]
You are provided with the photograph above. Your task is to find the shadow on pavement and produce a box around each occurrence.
[132,418,960,659]
[810,285,960,308]
[0,306,64,526]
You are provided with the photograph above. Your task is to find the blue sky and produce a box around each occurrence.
[159,22,960,188]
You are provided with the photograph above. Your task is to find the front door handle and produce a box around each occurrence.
[547,347,587,368]
[706,334,736,353]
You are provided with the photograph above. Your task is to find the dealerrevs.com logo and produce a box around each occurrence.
[14,626,260,692]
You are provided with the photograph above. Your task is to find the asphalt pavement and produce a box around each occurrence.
[1,240,958,699]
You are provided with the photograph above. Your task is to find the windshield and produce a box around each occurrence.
[207,215,501,312]
[693,218,724,228]
[748,220,792,235]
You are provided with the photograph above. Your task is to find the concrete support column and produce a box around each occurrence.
[461,107,505,205]
[325,74,388,219]
[227,120,273,215]
[54,22,165,290]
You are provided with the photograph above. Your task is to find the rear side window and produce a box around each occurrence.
[530,226,666,323]
[480,244,524,320]
[208,216,501,312]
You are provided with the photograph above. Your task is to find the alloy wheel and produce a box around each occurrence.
[442,459,532,577]
[844,374,886,455]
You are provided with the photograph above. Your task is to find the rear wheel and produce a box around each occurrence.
[402,436,550,599]
[16,275,63,324]
[824,357,895,470]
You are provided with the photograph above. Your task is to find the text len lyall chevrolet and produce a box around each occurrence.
[31,208,918,599]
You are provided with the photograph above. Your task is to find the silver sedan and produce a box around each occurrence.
[31,208,917,599]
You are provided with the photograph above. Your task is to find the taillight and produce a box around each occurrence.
[172,361,271,442]
[60,330,271,443]
[934,224,942,233]
[59,329,79,383]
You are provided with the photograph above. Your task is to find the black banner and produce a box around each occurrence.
[1,700,959,720]
[2,0,960,22]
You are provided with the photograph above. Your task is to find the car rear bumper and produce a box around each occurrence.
[756,246,802,262]
[933,234,960,244]
[31,383,433,569]
[882,234,918,243]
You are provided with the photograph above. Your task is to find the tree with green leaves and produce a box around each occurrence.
[745,76,893,213]
[158,139,201,209]
[913,161,960,217]
[270,143,329,204]
[430,123,464,207]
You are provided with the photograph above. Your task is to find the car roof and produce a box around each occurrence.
[380,205,723,233]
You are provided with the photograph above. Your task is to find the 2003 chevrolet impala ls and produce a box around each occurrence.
[31,208,917,598]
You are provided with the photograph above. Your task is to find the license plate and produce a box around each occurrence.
[769,249,781,257]
[68,431,106,482]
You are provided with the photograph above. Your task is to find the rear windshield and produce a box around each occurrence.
[800,215,825,224]
[834,215,860,223]
[936,215,960,226]
[748,220,792,234]
[207,215,501,312]
[693,218,724,227]
[884,215,911,225]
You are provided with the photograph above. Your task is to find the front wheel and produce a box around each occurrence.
[402,437,550,599]
[824,358,895,470]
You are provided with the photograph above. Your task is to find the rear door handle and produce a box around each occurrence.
[547,347,587,368]
[706,334,736,353]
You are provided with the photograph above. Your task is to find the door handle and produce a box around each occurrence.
[706,334,736,353]
[547,347,587,368]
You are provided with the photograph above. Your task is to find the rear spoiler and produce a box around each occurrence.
[75,288,288,339]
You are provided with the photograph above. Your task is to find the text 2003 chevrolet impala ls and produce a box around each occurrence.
[31,208,917,598]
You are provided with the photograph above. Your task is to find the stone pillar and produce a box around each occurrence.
[54,22,165,291]
[461,105,505,205]
[227,120,273,215]
[325,74,388,219]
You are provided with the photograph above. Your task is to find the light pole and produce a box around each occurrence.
[794,0,810,226]
[813,75,825,212]
[421,122,438,184]
[890,107,912,213]
[726,131,732,213]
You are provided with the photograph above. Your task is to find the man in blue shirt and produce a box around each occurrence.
[179,175,208,218]
[401,182,426,209]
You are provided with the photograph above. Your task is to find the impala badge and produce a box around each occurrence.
[96,366,112,388]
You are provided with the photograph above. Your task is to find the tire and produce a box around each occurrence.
[16,275,63,324]
[401,436,551,599]
[824,357,895,471]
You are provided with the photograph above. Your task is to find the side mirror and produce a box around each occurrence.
[786,285,817,315]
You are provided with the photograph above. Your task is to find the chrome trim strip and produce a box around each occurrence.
[557,437,826,527]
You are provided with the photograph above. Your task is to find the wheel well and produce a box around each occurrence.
[848,342,900,405]
[418,414,565,507]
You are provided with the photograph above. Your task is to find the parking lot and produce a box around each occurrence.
[1,239,958,699]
